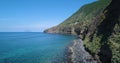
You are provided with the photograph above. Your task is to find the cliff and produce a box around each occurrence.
[84,0,120,63]
[44,0,120,63]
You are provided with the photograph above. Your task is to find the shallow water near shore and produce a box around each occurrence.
[0,32,76,63]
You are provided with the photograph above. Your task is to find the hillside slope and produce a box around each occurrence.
[44,0,120,63]
[44,0,111,35]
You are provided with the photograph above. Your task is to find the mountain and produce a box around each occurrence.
[44,0,120,63]
[44,0,110,35]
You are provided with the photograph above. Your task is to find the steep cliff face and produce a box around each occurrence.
[84,0,120,63]
[44,0,120,63]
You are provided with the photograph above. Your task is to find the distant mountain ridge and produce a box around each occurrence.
[44,0,120,63]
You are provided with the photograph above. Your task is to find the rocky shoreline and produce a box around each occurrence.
[67,39,98,63]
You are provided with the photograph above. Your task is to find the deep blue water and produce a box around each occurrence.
[0,32,75,63]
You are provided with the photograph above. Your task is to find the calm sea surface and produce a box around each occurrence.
[0,32,75,63]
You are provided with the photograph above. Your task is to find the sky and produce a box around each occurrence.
[0,0,97,32]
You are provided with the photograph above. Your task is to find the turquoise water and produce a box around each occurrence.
[0,32,75,63]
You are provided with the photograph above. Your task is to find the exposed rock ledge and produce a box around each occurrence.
[67,39,98,63]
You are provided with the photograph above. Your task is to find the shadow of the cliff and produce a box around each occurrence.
[96,0,120,63]
[98,43,112,63]
[97,0,120,43]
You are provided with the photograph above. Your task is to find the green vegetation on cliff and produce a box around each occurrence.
[83,0,120,63]
[44,0,120,63]
[59,0,110,26]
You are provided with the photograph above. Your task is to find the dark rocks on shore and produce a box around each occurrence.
[67,39,98,63]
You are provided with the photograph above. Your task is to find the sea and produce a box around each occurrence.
[0,32,76,63]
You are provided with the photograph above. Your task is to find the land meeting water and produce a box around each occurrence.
[0,32,75,63]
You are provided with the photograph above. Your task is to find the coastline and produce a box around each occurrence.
[43,32,99,63]
[67,39,97,63]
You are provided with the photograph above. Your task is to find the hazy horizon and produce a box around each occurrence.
[0,0,97,32]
